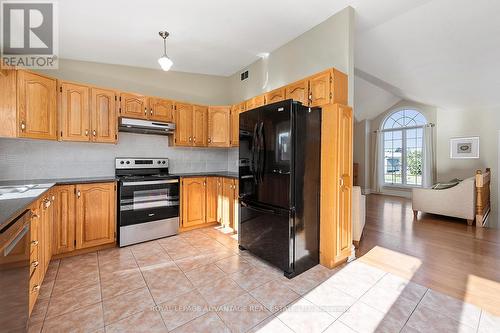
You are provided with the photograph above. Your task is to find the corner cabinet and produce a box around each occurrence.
[17,71,58,140]
[75,182,116,249]
[230,106,240,147]
[208,106,231,147]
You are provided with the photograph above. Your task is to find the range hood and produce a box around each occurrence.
[119,118,175,136]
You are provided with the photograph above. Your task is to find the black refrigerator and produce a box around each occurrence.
[238,99,321,278]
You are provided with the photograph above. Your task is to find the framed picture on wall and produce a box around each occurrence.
[450,136,480,159]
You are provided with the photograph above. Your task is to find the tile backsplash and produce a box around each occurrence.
[0,133,236,180]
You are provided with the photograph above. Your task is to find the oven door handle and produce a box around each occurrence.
[121,179,179,186]
[4,224,29,256]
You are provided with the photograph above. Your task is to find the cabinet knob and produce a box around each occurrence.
[77,190,81,198]
[189,137,192,142]
[32,285,41,293]
[208,138,212,143]
[20,121,26,131]
[92,130,97,137]
[150,109,153,115]
[193,137,196,143]
[31,260,39,268]
[32,213,39,219]
[85,129,89,136]
[31,240,39,246]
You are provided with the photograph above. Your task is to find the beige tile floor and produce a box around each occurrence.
[28,226,500,333]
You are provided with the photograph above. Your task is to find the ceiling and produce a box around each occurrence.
[58,0,430,76]
[58,0,500,115]
[355,0,500,115]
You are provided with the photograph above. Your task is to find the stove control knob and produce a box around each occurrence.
[158,161,161,164]
[162,161,166,164]
[120,161,124,164]
[126,161,130,165]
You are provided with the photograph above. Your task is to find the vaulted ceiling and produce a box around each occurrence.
[58,0,500,117]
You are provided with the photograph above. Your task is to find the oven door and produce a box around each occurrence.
[119,179,179,227]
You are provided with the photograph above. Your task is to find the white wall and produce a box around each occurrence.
[436,107,499,212]
[228,7,354,105]
[38,59,231,105]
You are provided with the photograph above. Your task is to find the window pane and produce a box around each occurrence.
[384,130,403,185]
[405,135,423,186]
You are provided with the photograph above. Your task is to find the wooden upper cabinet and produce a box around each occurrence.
[285,79,309,106]
[52,185,75,255]
[206,177,219,223]
[91,88,117,143]
[59,82,90,142]
[17,71,57,140]
[245,95,266,111]
[230,106,239,147]
[265,87,286,104]
[173,102,193,146]
[181,177,206,228]
[332,69,348,106]
[309,69,332,107]
[120,92,147,119]
[208,106,230,147]
[192,105,208,147]
[148,97,173,122]
[75,182,116,249]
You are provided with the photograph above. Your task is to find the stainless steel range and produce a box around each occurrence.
[115,158,179,247]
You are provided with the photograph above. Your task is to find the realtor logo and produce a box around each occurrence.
[1,0,58,68]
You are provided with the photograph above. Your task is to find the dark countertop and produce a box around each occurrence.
[172,171,239,179]
[0,176,117,230]
[0,172,238,229]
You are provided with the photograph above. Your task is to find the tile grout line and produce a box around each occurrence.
[398,288,429,333]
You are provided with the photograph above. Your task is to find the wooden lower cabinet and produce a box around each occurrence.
[221,178,238,230]
[52,185,76,254]
[75,182,116,249]
[181,177,238,231]
[181,177,207,228]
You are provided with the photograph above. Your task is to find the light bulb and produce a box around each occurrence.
[158,55,173,71]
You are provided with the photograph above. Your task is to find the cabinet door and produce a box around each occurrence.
[336,105,353,258]
[206,177,219,223]
[222,178,235,229]
[91,88,117,143]
[148,97,173,122]
[230,106,239,147]
[59,82,90,142]
[52,185,76,255]
[75,182,116,249]
[265,87,286,104]
[38,194,53,279]
[174,102,193,146]
[17,71,57,140]
[233,180,239,233]
[208,106,230,147]
[192,105,208,147]
[245,95,265,111]
[216,178,223,224]
[285,79,309,106]
[309,69,332,107]
[120,92,147,119]
[181,177,206,228]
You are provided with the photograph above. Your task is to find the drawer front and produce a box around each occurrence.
[29,245,39,277]
[29,267,40,315]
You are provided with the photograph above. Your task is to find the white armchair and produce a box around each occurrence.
[412,177,476,225]
[352,186,366,247]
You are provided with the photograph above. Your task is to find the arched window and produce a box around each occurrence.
[382,109,427,186]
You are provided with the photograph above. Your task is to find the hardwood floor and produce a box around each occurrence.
[357,194,500,316]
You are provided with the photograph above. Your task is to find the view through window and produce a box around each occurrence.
[382,109,426,186]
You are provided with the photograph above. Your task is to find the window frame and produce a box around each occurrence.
[380,108,427,189]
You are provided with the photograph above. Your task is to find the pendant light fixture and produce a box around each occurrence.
[158,31,173,71]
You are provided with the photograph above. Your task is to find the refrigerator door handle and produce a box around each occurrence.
[251,123,259,185]
[241,201,278,215]
[257,121,265,184]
